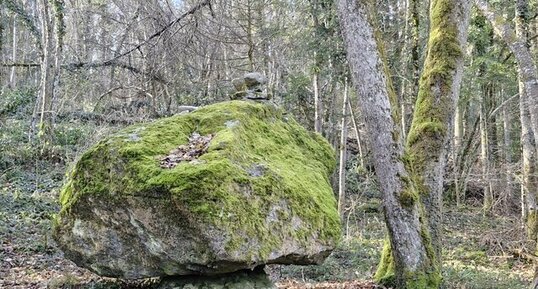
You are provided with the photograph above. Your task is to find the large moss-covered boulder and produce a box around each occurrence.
[53,101,341,279]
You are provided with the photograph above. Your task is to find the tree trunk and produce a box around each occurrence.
[338,0,470,287]
[310,3,325,135]
[404,0,471,269]
[349,98,365,169]
[38,0,55,141]
[453,102,463,206]
[338,1,434,287]
[480,96,493,214]
[475,0,538,143]
[246,0,254,71]
[400,0,420,138]
[10,15,17,87]
[502,87,513,210]
[0,9,4,59]
[338,81,349,217]
[520,81,538,239]
[512,0,538,284]
[313,70,323,133]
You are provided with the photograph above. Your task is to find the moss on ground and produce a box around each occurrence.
[56,100,341,261]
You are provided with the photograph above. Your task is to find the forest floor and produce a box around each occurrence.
[0,91,534,288]
[0,167,534,289]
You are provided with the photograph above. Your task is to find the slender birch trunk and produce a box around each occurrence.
[38,0,54,141]
[501,88,513,210]
[453,102,463,206]
[338,81,349,217]
[348,99,365,169]
[10,15,17,87]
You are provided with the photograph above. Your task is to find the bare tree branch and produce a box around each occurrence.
[64,61,169,84]
[2,61,169,84]
[100,0,211,66]
[1,0,42,51]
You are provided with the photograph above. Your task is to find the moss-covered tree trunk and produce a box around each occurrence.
[338,0,470,288]
[337,1,435,286]
[405,0,471,264]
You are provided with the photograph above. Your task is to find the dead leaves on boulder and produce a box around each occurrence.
[160,132,213,168]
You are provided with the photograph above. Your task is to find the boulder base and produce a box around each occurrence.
[157,268,276,289]
[54,101,341,279]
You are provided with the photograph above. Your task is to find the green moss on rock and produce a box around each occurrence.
[55,101,341,276]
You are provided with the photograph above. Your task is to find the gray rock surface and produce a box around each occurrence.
[231,72,270,100]
[53,101,341,279]
[243,72,267,88]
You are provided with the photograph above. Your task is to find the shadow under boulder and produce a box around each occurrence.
[157,268,275,289]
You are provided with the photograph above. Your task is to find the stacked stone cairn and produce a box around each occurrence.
[231,72,271,101]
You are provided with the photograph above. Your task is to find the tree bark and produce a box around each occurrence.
[400,0,421,138]
[453,103,463,206]
[338,0,470,287]
[405,0,471,268]
[348,98,365,169]
[338,81,349,217]
[313,70,323,133]
[520,80,538,238]
[502,87,513,210]
[480,96,493,213]
[10,14,17,87]
[38,0,55,141]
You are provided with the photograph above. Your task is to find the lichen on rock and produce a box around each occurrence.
[53,100,341,279]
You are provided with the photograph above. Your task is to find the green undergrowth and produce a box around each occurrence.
[56,100,341,260]
[274,202,532,289]
[1,89,532,288]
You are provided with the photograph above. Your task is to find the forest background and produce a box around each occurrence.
[1,0,538,288]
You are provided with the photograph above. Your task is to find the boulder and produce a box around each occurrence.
[53,101,341,279]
